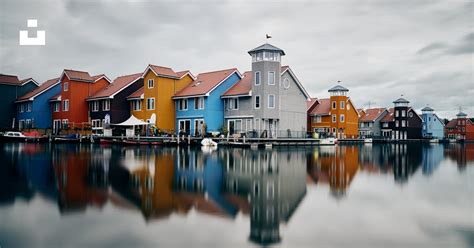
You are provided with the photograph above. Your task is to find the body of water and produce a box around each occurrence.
[0,143,473,247]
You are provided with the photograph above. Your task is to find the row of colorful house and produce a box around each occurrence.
[1,42,473,141]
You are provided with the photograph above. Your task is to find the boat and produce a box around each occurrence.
[0,131,47,142]
[99,138,120,145]
[201,138,218,147]
[320,137,336,145]
[54,134,81,143]
[429,139,439,143]
[364,138,373,143]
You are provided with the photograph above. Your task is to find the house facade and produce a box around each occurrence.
[87,73,143,130]
[222,43,310,138]
[51,69,111,133]
[15,78,61,130]
[309,85,359,139]
[173,68,241,136]
[358,108,388,138]
[445,112,474,141]
[392,98,422,140]
[139,65,194,133]
[421,106,445,139]
[0,74,38,130]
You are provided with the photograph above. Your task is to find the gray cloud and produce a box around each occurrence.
[0,0,472,118]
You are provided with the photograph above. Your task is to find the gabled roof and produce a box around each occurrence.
[92,74,112,83]
[359,108,387,122]
[328,85,349,92]
[62,69,94,82]
[0,74,20,85]
[87,73,142,100]
[19,78,39,86]
[310,98,331,116]
[381,108,395,122]
[445,120,457,128]
[16,78,60,102]
[307,97,318,110]
[280,66,311,99]
[393,97,409,104]
[142,64,179,79]
[173,68,240,98]
[127,87,144,100]
[222,71,252,97]
[248,43,285,55]
[176,70,196,80]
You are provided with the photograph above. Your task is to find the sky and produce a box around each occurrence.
[0,0,472,119]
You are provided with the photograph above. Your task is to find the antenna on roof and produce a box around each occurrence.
[365,101,376,109]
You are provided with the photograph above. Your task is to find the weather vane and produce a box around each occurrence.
[266,34,272,39]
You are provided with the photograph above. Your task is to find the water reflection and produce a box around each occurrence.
[0,142,472,246]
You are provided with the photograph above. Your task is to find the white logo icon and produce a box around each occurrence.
[19,19,45,46]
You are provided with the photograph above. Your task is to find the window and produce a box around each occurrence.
[395,120,399,127]
[428,117,431,122]
[91,119,102,128]
[53,102,60,112]
[229,98,239,110]
[332,101,336,109]
[253,182,259,196]
[409,112,414,118]
[178,99,187,110]
[132,100,141,111]
[402,120,406,127]
[147,79,154,88]
[332,114,337,123]
[19,104,24,113]
[283,78,290,88]
[268,95,275,108]
[62,119,69,128]
[91,101,99,112]
[316,116,322,123]
[402,110,406,117]
[340,101,345,109]
[26,103,32,112]
[383,122,388,128]
[340,114,345,122]
[255,95,261,109]
[347,104,350,110]
[63,81,68,91]
[332,128,336,133]
[63,100,69,111]
[194,97,204,110]
[267,182,274,198]
[102,99,110,111]
[268,71,275,85]
[147,98,155,110]
[255,71,261,85]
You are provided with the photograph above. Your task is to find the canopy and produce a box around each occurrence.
[113,115,149,126]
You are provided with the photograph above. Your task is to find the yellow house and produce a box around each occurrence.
[129,64,194,133]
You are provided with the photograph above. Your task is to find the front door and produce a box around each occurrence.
[179,120,191,135]
[53,119,61,134]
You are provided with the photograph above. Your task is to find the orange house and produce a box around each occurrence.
[308,85,359,139]
[51,69,111,132]
[134,65,194,133]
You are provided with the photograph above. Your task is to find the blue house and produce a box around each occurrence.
[172,68,241,136]
[421,106,445,139]
[15,78,61,130]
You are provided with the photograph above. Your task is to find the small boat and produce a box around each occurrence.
[99,138,118,145]
[0,131,47,142]
[429,139,439,143]
[364,138,373,143]
[320,137,336,145]
[201,138,218,147]
[122,139,150,146]
[54,134,81,143]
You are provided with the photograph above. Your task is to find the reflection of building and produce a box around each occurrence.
[222,148,307,245]
[444,143,474,170]
[421,144,444,175]
[391,144,422,184]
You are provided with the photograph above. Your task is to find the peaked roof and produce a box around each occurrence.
[62,69,94,82]
[222,71,252,97]
[381,108,395,122]
[421,106,434,111]
[176,70,195,80]
[0,74,20,85]
[174,68,239,98]
[248,43,285,55]
[127,87,144,100]
[19,78,39,86]
[88,73,142,100]
[328,85,349,92]
[393,97,410,103]
[310,98,331,116]
[49,93,61,102]
[359,108,387,122]
[91,74,111,83]
[457,111,467,117]
[445,119,457,128]
[143,64,179,79]
[16,78,60,102]
[307,97,318,110]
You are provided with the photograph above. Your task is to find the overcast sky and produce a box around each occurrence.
[0,0,472,118]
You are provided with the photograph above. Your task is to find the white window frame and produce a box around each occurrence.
[340,101,345,109]
[255,71,261,85]
[64,81,68,92]
[132,100,141,111]
[340,114,345,123]
[53,102,60,112]
[102,99,111,111]
[332,114,337,123]
[147,98,155,110]
[194,97,204,110]
[268,71,275,85]
[92,101,99,112]
[254,95,261,109]
[229,98,239,110]
[332,101,337,109]
[179,99,188,111]
[63,99,69,112]
[268,95,275,109]
[147,79,154,88]
[402,110,406,117]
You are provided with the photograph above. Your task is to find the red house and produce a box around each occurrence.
[51,69,110,133]
[445,112,474,141]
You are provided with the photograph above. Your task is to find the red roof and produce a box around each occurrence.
[17,78,60,101]
[176,70,194,79]
[127,87,144,100]
[359,108,387,122]
[307,97,318,110]
[0,74,21,85]
[381,108,395,122]
[88,73,141,100]
[146,64,179,78]
[222,71,252,97]
[445,120,457,128]
[310,98,331,116]
[63,69,94,82]
[174,68,238,98]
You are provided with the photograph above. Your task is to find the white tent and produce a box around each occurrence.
[114,115,149,126]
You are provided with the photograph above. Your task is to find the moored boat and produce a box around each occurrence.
[320,137,336,145]
[0,131,48,142]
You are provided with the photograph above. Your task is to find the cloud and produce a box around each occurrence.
[416,42,448,55]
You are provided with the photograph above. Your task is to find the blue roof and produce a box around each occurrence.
[328,85,349,92]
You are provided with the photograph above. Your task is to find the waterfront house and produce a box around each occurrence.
[445,112,474,141]
[358,108,389,138]
[15,78,61,130]
[308,85,359,139]
[86,73,143,131]
[50,69,111,133]
[0,74,38,130]
[421,106,445,139]
[139,65,194,133]
[306,98,318,133]
[173,68,241,136]
[392,97,422,140]
[221,43,310,138]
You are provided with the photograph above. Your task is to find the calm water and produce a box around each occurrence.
[0,143,472,248]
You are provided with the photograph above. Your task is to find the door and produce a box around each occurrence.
[194,119,204,136]
[179,120,191,135]
[53,120,61,134]
[228,120,235,135]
